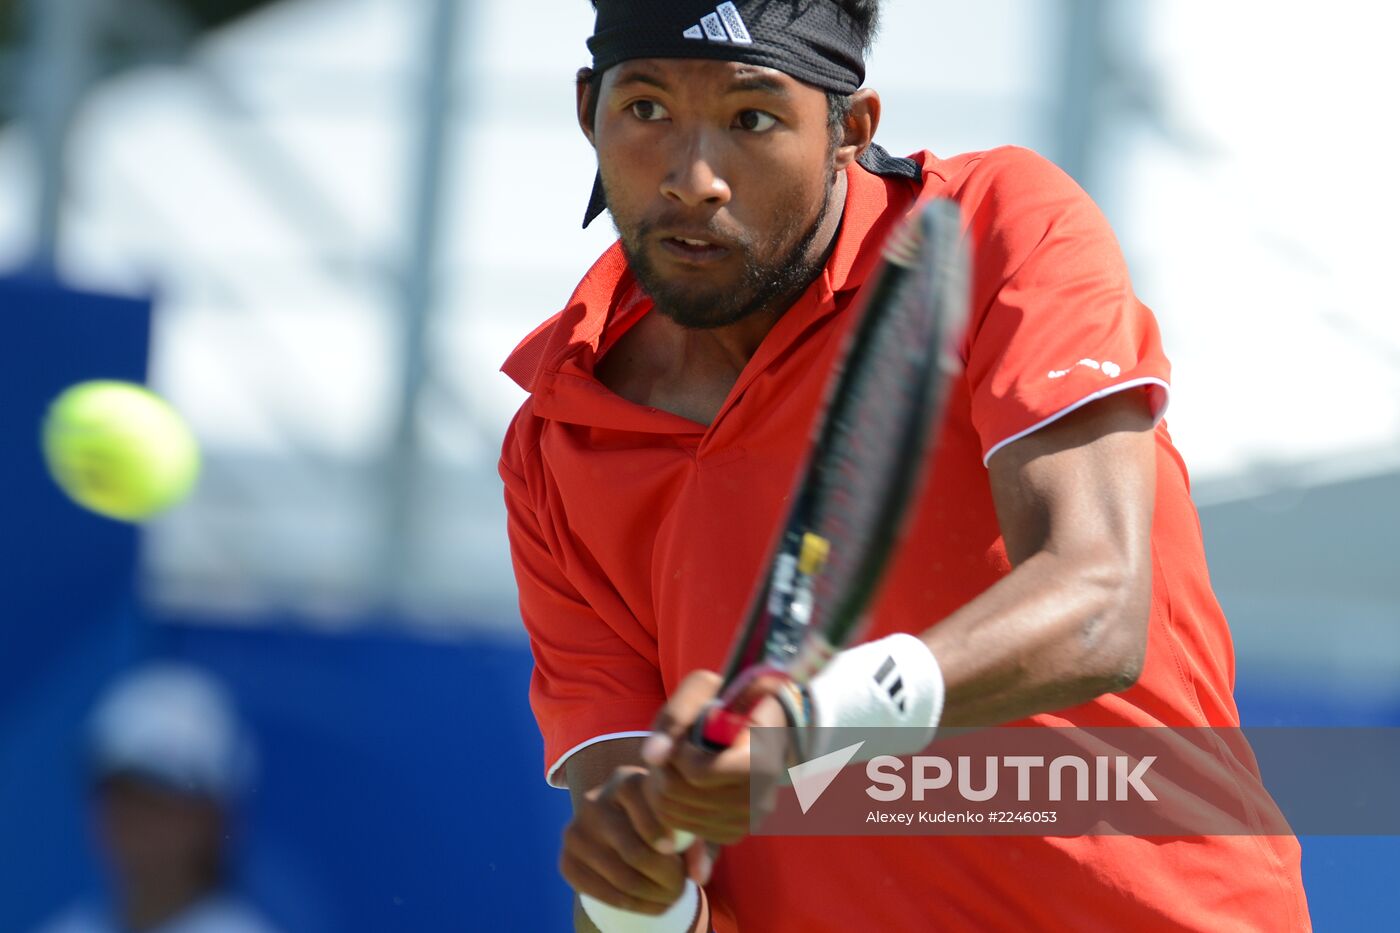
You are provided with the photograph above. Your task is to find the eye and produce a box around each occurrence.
[735,110,778,133]
[629,100,670,122]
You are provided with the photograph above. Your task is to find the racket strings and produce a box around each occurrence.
[738,199,969,680]
[806,256,945,636]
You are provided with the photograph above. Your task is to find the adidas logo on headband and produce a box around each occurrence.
[683,2,754,45]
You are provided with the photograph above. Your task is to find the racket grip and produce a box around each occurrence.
[694,704,748,751]
[690,666,796,752]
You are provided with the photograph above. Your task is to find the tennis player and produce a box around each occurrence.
[499,2,1311,930]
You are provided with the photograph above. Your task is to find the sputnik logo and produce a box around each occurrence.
[788,741,865,814]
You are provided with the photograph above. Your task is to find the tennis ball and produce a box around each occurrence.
[41,380,201,522]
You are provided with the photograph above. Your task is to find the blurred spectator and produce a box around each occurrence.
[33,664,281,933]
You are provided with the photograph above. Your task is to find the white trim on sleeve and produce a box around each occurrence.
[981,377,1171,467]
[546,730,653,789]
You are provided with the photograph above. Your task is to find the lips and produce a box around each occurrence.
[657,231,734,265]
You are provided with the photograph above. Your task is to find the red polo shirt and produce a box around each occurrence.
[500,147,1310,931]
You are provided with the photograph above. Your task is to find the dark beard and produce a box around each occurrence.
[611,175,838,331]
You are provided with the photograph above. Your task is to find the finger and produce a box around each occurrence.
[644,671,724,765]
[668,739,753,789]
[644,781,750,844]
[561,850,681,915]
[587,804,687,893]
[685,842,718,887]
[564,815,684,906]
[644,661,793,769]
[748,695,797,774]
[657,806,749,845]
[613,773,679,856]
[576,774,687,890]
[648,761,750,814]
[664,817,747,847]
[751,693,790,730]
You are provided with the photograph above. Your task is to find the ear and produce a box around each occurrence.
[833,89,882,171]
[577,67,598,148]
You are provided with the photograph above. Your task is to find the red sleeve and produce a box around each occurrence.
[500,410,666,788]
[958,148,1171,464]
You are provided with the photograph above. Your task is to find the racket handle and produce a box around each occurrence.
[694,704,749,750]
[690,666,795,751]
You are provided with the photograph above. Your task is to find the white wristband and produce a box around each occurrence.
[581,880,700,933]
[806,633,945,756]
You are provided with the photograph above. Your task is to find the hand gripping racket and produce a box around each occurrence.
[582,196,970,932]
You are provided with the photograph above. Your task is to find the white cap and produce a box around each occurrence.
[88,663,255,801]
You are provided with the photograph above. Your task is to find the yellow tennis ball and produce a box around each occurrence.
[42,380,201,522]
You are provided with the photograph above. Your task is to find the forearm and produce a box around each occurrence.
[921,543,1149,728]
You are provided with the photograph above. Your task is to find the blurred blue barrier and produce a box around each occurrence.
[0,276,148,722]
[1,608,575,933]
[1235,676,1400,932]
[150,619,575,933]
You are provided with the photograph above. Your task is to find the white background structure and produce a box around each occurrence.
[0,2,1396,675]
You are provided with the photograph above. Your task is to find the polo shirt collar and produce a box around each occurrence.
[502,149,924,431]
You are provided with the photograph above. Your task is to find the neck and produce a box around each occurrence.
[120,870,218,932]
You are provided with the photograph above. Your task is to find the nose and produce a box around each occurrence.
[659,133,732,210]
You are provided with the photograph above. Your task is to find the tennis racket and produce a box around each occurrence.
[695,194,969,751]
[583,196,970,931]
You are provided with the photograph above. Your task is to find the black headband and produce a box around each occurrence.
[589,0,867,96]
[582,1,876,229]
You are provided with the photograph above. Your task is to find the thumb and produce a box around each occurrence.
[643,671,723,766]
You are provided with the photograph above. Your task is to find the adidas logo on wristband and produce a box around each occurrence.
[874,655,908,713]
[683,2,754,45]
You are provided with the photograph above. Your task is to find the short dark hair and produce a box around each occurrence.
[584,1,881,138]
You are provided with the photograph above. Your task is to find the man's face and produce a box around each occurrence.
[590,58,840,330]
